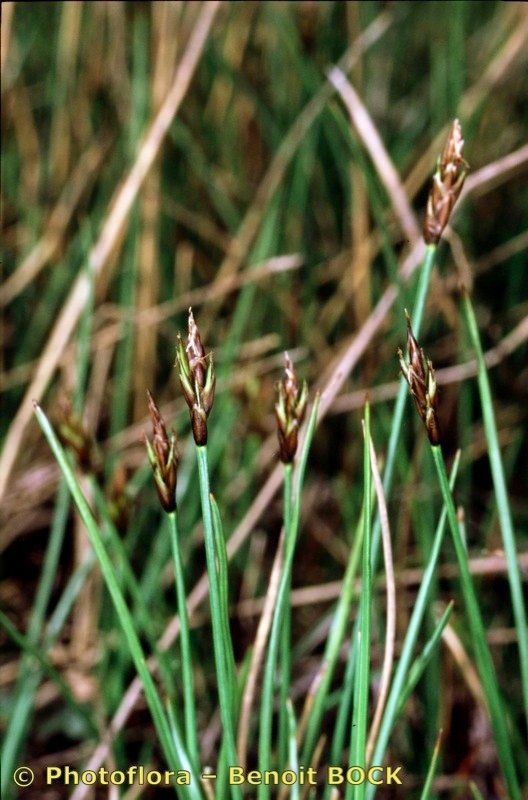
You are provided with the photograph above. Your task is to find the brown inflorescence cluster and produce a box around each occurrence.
[275,352,308,463]
[144,390,178,513]
[57,399,101,477]
[175,308,216,447]
[423,118,467,245]
[398,311,441,446]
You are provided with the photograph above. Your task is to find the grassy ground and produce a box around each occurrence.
[1,2,528,799]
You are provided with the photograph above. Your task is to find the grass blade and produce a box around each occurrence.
[419,728,443,800]
[366,451,461,795]
[168,510,200,772]
[346,402,372,800]
[431,444,520,799]
[33,403,182,790]
[461,288,528,728]
[196,445,241,800]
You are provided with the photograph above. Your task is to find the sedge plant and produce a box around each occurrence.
[460,287,528,729]
[345,402,372,800]
[257,353,317,800]
[398,314,521,799]
[33,403,199,800]
[144,390,200,773]
[175,308,241,800]
[306,119,468,782]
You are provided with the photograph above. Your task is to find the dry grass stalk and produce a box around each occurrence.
[133,2,181,422]
[365,437,395,765]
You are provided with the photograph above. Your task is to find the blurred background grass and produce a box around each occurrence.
[1,2,527,798]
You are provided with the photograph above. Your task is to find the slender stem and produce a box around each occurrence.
[301,509,364,765]
[461,290,528,728]
[168,511,200,772]
[374,243,437,552]
[210,494,237,708]
[431,444,520,800]
[366,452,461,799]
[336,245,437,789]
[323,639,357,800]
[278,463,294,768]
[165,700,204,800]
[195,445,241,800]
[420,729,443,800]
[257,399,319,800]
[347,404,372,800]
[396,602,454,718]
[283,462,293,531]
[287,700,300,800]
[257,505,298,800]
[365,435,395,765]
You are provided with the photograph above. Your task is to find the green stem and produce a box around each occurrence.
[395,601,454,719]
[210,494,237,708]
[195,445,241,800]
[366,452,461,799]
[278,463,294,769]
[168,511,200,772]
[347,404,372,800]
[420,729,443,800]
[323,603,358,800]
[258,398,319,800]
[302,496,368,767]
[287,699,300,800]
[431,444,520,800]
[257,502,298,800]
[461,290,528,728]
[373,243,437,557]
[166,700,204,800]
[328,246,436,789]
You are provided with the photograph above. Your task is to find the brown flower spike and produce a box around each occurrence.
[107,463,131,532]
[423,119,467,245]
[275,353,308,463]
[398,312,441,446]
[57,398,101,476]
[145,390,178,512]
[175,308,216,446]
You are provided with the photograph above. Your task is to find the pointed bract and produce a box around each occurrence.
[398,316,441,445]
[423,119,467,245]
[145,390,178,512]
[275,352,308,463]
[175,308,216,445]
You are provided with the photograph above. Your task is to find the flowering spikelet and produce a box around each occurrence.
[398,311,441,446]
[57,398,101,475]
[175,308,216,446]
[275,352,308,463]
[423,119,467,245]
[107,462,131,532]
[144,390,178,512]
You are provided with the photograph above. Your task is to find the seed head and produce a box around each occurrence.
[275,352,308,463]
[175,308,216,446]
[423,119,467,245]
[107,462,131,532]
[144,390,178,512]
[57,398,101,475]
[398,311,441,446]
